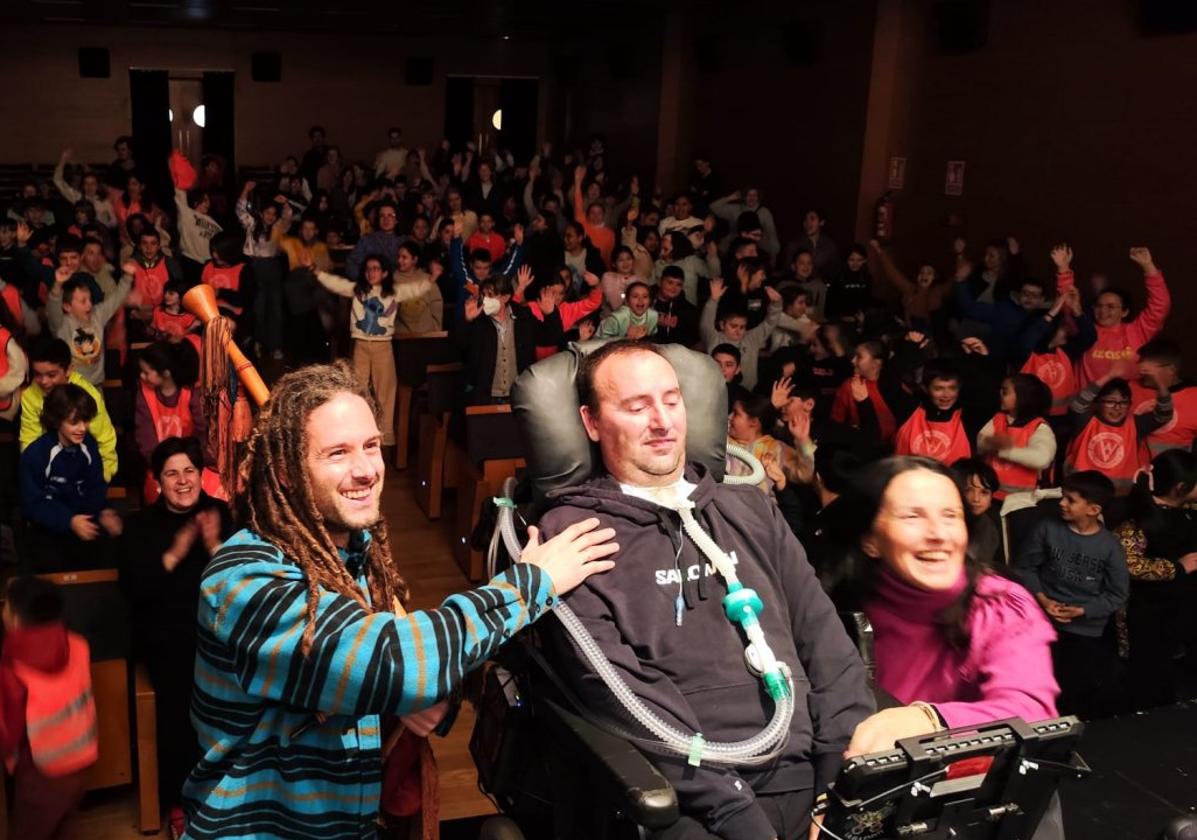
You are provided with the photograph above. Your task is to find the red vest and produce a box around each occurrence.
[8,633,98,777]
[1133,382,1197,458]
[830,378,896,442]
[1066,415,1144,491]
[152,307,197,339]
[202,263,244,315]
[894,407,972,464]
[1021,348,1075,416]
[134,258,169,310]
[0,327,13,412]
[984,414,1047,498]
[0,283,21,327]
[142,382,194,441]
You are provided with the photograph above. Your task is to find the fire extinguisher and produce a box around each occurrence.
[874,191,894,243]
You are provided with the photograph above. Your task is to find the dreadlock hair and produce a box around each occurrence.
[236,362,409,656]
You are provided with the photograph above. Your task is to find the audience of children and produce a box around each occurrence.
[3,123,1196,836]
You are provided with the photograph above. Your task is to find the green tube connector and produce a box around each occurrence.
[763,670,790,701]
[723,585,763,627]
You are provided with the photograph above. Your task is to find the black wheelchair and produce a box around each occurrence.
[467,341,1086,840]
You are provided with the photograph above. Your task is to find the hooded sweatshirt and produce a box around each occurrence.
[0,622,72,765]
[539,466,873,840]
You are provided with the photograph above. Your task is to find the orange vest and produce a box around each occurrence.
[152,307,197,339]
[1021,348,1075,416]
[142,382,194,441]
[985,414,1047,499]
[134,258,169,310]
[0,327,13,412]
[894,407,972,464]
[0,283,21,327]
[202,263,244,315]
[1066,415,1144,491]
[9,633,98,777]
[1133,383,1197,459]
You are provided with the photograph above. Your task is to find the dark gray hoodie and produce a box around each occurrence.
[539,464,873,840]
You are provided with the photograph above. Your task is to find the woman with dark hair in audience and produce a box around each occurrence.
[834,457,1059,759]
[1111,449,1197,710]
[830,339,898,445]
[119,436,234,836]
[134,341,211,501]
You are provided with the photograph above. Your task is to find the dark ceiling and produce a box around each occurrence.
[1,0,693,36]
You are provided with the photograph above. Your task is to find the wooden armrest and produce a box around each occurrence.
[107,486,127,500]
[394,331,449,341]
[129,342,151,351]
[134,661,155,699]
[102,379,123,389]
[37,568,120,585]
[426,362,464,374]
[465,404,513,416]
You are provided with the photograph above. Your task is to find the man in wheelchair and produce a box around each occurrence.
[530,339,875,840]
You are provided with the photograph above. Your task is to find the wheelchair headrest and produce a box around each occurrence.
[512,340,728,507]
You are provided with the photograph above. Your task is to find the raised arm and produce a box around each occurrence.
[235,181,257,231]
[314,269,358,299]
[868,239,914,294]
[1127,247,1171,344]
[53,150,81,203]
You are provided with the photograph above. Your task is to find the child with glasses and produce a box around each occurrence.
[1065,373,1172,494]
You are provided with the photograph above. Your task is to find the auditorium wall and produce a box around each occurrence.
[0,23,625,169]
[686,2,880,257]
[878,0,1197,338]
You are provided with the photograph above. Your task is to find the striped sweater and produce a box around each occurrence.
[182,528,554,839]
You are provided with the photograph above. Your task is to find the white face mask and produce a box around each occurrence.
[481,296,501,316]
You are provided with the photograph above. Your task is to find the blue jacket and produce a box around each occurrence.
[345,230,403,280]
[954,281,1042,367]
[19,432,107,533]
[183,528,555,839]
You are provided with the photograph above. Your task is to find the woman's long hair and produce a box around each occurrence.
[1117,449,1197,539]
[829,455,991,649]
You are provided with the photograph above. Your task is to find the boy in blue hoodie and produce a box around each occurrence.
[19,383,122,571]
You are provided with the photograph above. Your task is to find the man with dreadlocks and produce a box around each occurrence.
[181,363,618,839]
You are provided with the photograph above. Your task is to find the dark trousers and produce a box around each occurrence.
[285,309,330,368]
[145,651,201,807]
[1052,630,1114,719]
[11,754,87,840]
[252,256,285,353]
[650,789,813,840]
[1126,582,1185,711]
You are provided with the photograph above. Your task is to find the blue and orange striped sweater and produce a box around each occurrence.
[182,528,554,839]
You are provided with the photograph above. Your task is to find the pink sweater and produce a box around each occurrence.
[864,569,1059,728]
[1075,272,1170,390]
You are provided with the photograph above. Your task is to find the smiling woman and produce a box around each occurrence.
[828,456,1059,758]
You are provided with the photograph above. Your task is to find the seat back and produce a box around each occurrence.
[512,341,728,507]
[394,332,455,389]
[466,405,524,466]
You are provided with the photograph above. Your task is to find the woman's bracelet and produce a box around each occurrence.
[910,700,945,732]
